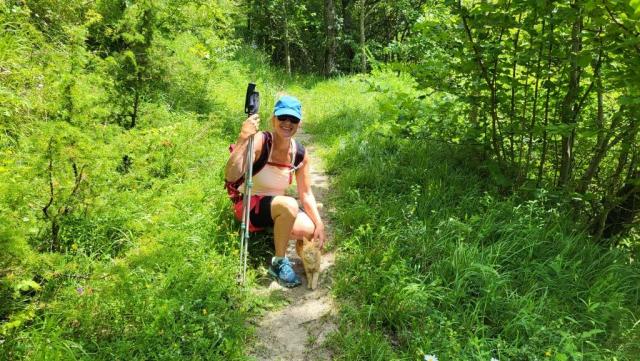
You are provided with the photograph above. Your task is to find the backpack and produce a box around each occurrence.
[224,131,305,203]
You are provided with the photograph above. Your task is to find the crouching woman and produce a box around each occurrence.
[224,95,325,287]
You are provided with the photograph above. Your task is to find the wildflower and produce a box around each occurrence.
[76,286,84,295]
[424,355,438,361]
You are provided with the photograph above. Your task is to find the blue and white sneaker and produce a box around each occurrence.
[268,257,301,288]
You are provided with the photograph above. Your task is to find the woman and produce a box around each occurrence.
[224,95,325,287]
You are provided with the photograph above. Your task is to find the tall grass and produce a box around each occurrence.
[4,41,639,360]
[308,71,640,360]
[0,46,304,360]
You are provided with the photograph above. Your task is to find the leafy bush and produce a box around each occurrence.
[322,75,640,360]
[0,2,265,359]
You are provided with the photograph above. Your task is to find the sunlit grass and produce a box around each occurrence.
[3,40,640,361]
[0,47,287,360]
[316,71,640,360]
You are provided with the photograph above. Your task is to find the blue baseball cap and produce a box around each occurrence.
[273,95,302,121]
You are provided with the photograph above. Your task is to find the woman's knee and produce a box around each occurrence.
[271,196,299,219]
[291,212,315,239]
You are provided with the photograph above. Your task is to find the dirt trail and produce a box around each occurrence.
[248,130,337,361]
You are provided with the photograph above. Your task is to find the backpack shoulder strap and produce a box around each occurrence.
[252,131,271,175]
[226,132,271,190]
[292,139,305,170]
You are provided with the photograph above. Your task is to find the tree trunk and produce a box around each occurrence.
[491,25,508,162]
[536,19,555,187]
[576,33,607,194]
[459,7,503,162]
[341,0,354,70]
[359,0,366,73]
[602,183,640,240]
[594,165,640,242]
[577,106,626,194]
[130,72,141,129]
[526,16,545,174]
[509,13,523,164]
[283,0,292,76]
[591,123,638,240]
[558,3,583,187]
[517,68,530,173]
[324,0,337,76]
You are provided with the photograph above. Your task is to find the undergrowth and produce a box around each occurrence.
[310,71,640,360]
[0,47,304,360]
[3,29,639,359]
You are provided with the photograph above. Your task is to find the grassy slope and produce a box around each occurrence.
[3,49,639,361]
[2,92,248,360]
[304,71,640,360]
[0,50,314,360]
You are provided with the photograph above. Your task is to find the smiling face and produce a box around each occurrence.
[271,114,300,139]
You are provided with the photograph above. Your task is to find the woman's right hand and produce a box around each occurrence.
[239,114,260,141]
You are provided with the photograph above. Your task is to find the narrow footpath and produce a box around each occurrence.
[248,129,338,361]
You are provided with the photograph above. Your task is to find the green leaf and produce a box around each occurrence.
[632,0,640,15]
[577,127,600,137]
[577,52,592,67]
[580,329,604,339]
[545,123,576,136]
[13,279,41,298]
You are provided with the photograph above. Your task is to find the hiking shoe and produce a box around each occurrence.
[268,257,301,288]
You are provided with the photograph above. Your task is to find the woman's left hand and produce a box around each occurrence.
[314,223,326,249]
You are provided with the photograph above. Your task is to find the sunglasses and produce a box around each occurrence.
[277,115,301,124]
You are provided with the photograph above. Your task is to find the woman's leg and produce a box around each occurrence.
[271,196,315,257]
[290,211,315,240]
[270,196,299,257]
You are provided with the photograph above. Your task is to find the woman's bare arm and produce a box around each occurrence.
[224,114,262,182]
[296,153,326,247]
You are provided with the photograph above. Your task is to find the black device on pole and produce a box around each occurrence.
[245,83,260,115]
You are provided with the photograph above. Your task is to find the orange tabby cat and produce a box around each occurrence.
[296,236,321,290]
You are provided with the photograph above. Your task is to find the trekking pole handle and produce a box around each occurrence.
[245,83,260,116]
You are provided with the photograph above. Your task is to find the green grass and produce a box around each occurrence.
[0,46,305,360]
[3,41,640,361]
[307,71,640,360]
[1,113,253,360]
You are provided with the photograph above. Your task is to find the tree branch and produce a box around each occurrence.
[459,8,493,91]
[571,45,604,123]
[603,1,640,54]
[42,138,54,220]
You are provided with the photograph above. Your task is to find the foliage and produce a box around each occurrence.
[245,0,639,241]
[242,0,427,74]
[387,0,640,242]
[0,1,268,359]
[310,73,640,359]
[3,0,640,360]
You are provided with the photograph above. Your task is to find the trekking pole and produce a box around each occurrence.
[239,83,259,285]
[239,137,253,285]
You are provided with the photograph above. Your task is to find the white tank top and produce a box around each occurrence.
[240,138,298,196]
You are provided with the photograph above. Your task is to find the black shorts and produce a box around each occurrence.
[250,196,275,229]
[248,196,305,229]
